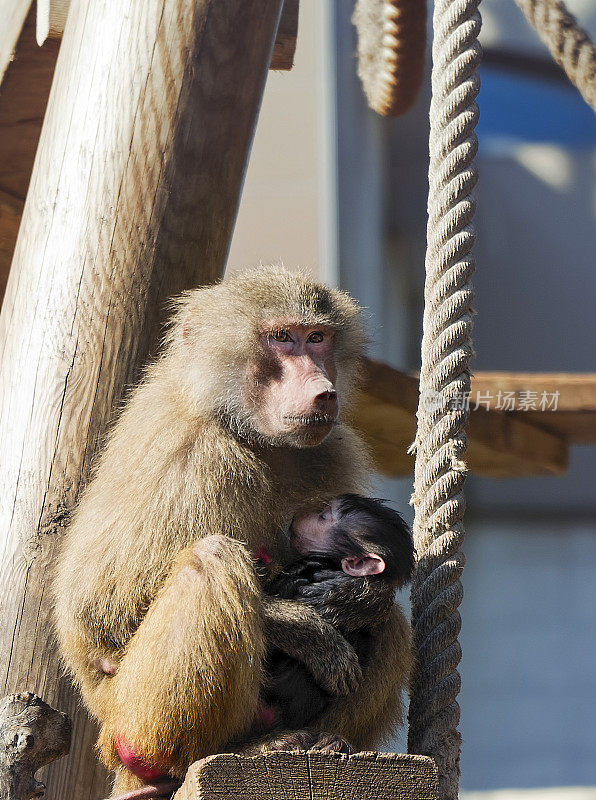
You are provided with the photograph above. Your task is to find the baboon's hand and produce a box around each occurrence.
[267,561,312,599]
[262,597,362,695]
[303,630,362,696]
[296,574,395,633]
[242,729,353,755]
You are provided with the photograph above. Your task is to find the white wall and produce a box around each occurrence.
[226,1,336,283]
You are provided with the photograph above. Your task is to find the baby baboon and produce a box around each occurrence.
[52,267,412,795]
[257,494,413,734]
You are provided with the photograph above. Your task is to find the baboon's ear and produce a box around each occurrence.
[341,554,385,577]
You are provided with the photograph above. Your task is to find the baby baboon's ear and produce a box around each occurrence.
[341,553,385,577]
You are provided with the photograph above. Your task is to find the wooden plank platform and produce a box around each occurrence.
[174,752,438,800]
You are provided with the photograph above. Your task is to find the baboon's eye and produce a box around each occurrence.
[307,331,324,344]
[270,330,291,343]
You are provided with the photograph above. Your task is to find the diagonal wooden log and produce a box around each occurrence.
[0,0,284,798]
[0,693,70,800]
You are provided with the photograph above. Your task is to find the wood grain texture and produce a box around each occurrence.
[175,752,438,800]
[0,0,283,798]
[2,0,294,301]
[352,360,568,478]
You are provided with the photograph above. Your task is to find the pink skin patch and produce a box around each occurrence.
[256,703,276,729]
[93,656,118,675]
[115,738,170,782]
[254,548,272,565]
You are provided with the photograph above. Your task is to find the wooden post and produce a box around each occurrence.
[0,0,284,797]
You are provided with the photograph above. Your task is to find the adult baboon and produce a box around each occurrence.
[53,267,410,795]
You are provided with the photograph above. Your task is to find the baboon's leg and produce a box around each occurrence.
[98,535,265,782]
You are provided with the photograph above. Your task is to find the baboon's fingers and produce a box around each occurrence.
[310,732,353,754]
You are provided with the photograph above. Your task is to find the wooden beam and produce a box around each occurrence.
[351,360,568,478]
[530,413,596,444]
[0,6,60,303]
[36,0,69,44]
[0,2,283,799]
[466,405,567,478]
[351,359,418,476]
[0,8,59,198]
[470,372,596,411]
[0,0,297,307]
[471,372,596,443]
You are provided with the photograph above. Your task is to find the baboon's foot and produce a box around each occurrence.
[262,729,352,754]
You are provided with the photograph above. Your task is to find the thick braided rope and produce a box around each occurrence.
[515,0,596,110]
[407,2,481,799]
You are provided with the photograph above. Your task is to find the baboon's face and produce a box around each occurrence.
[247,322,339,447]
